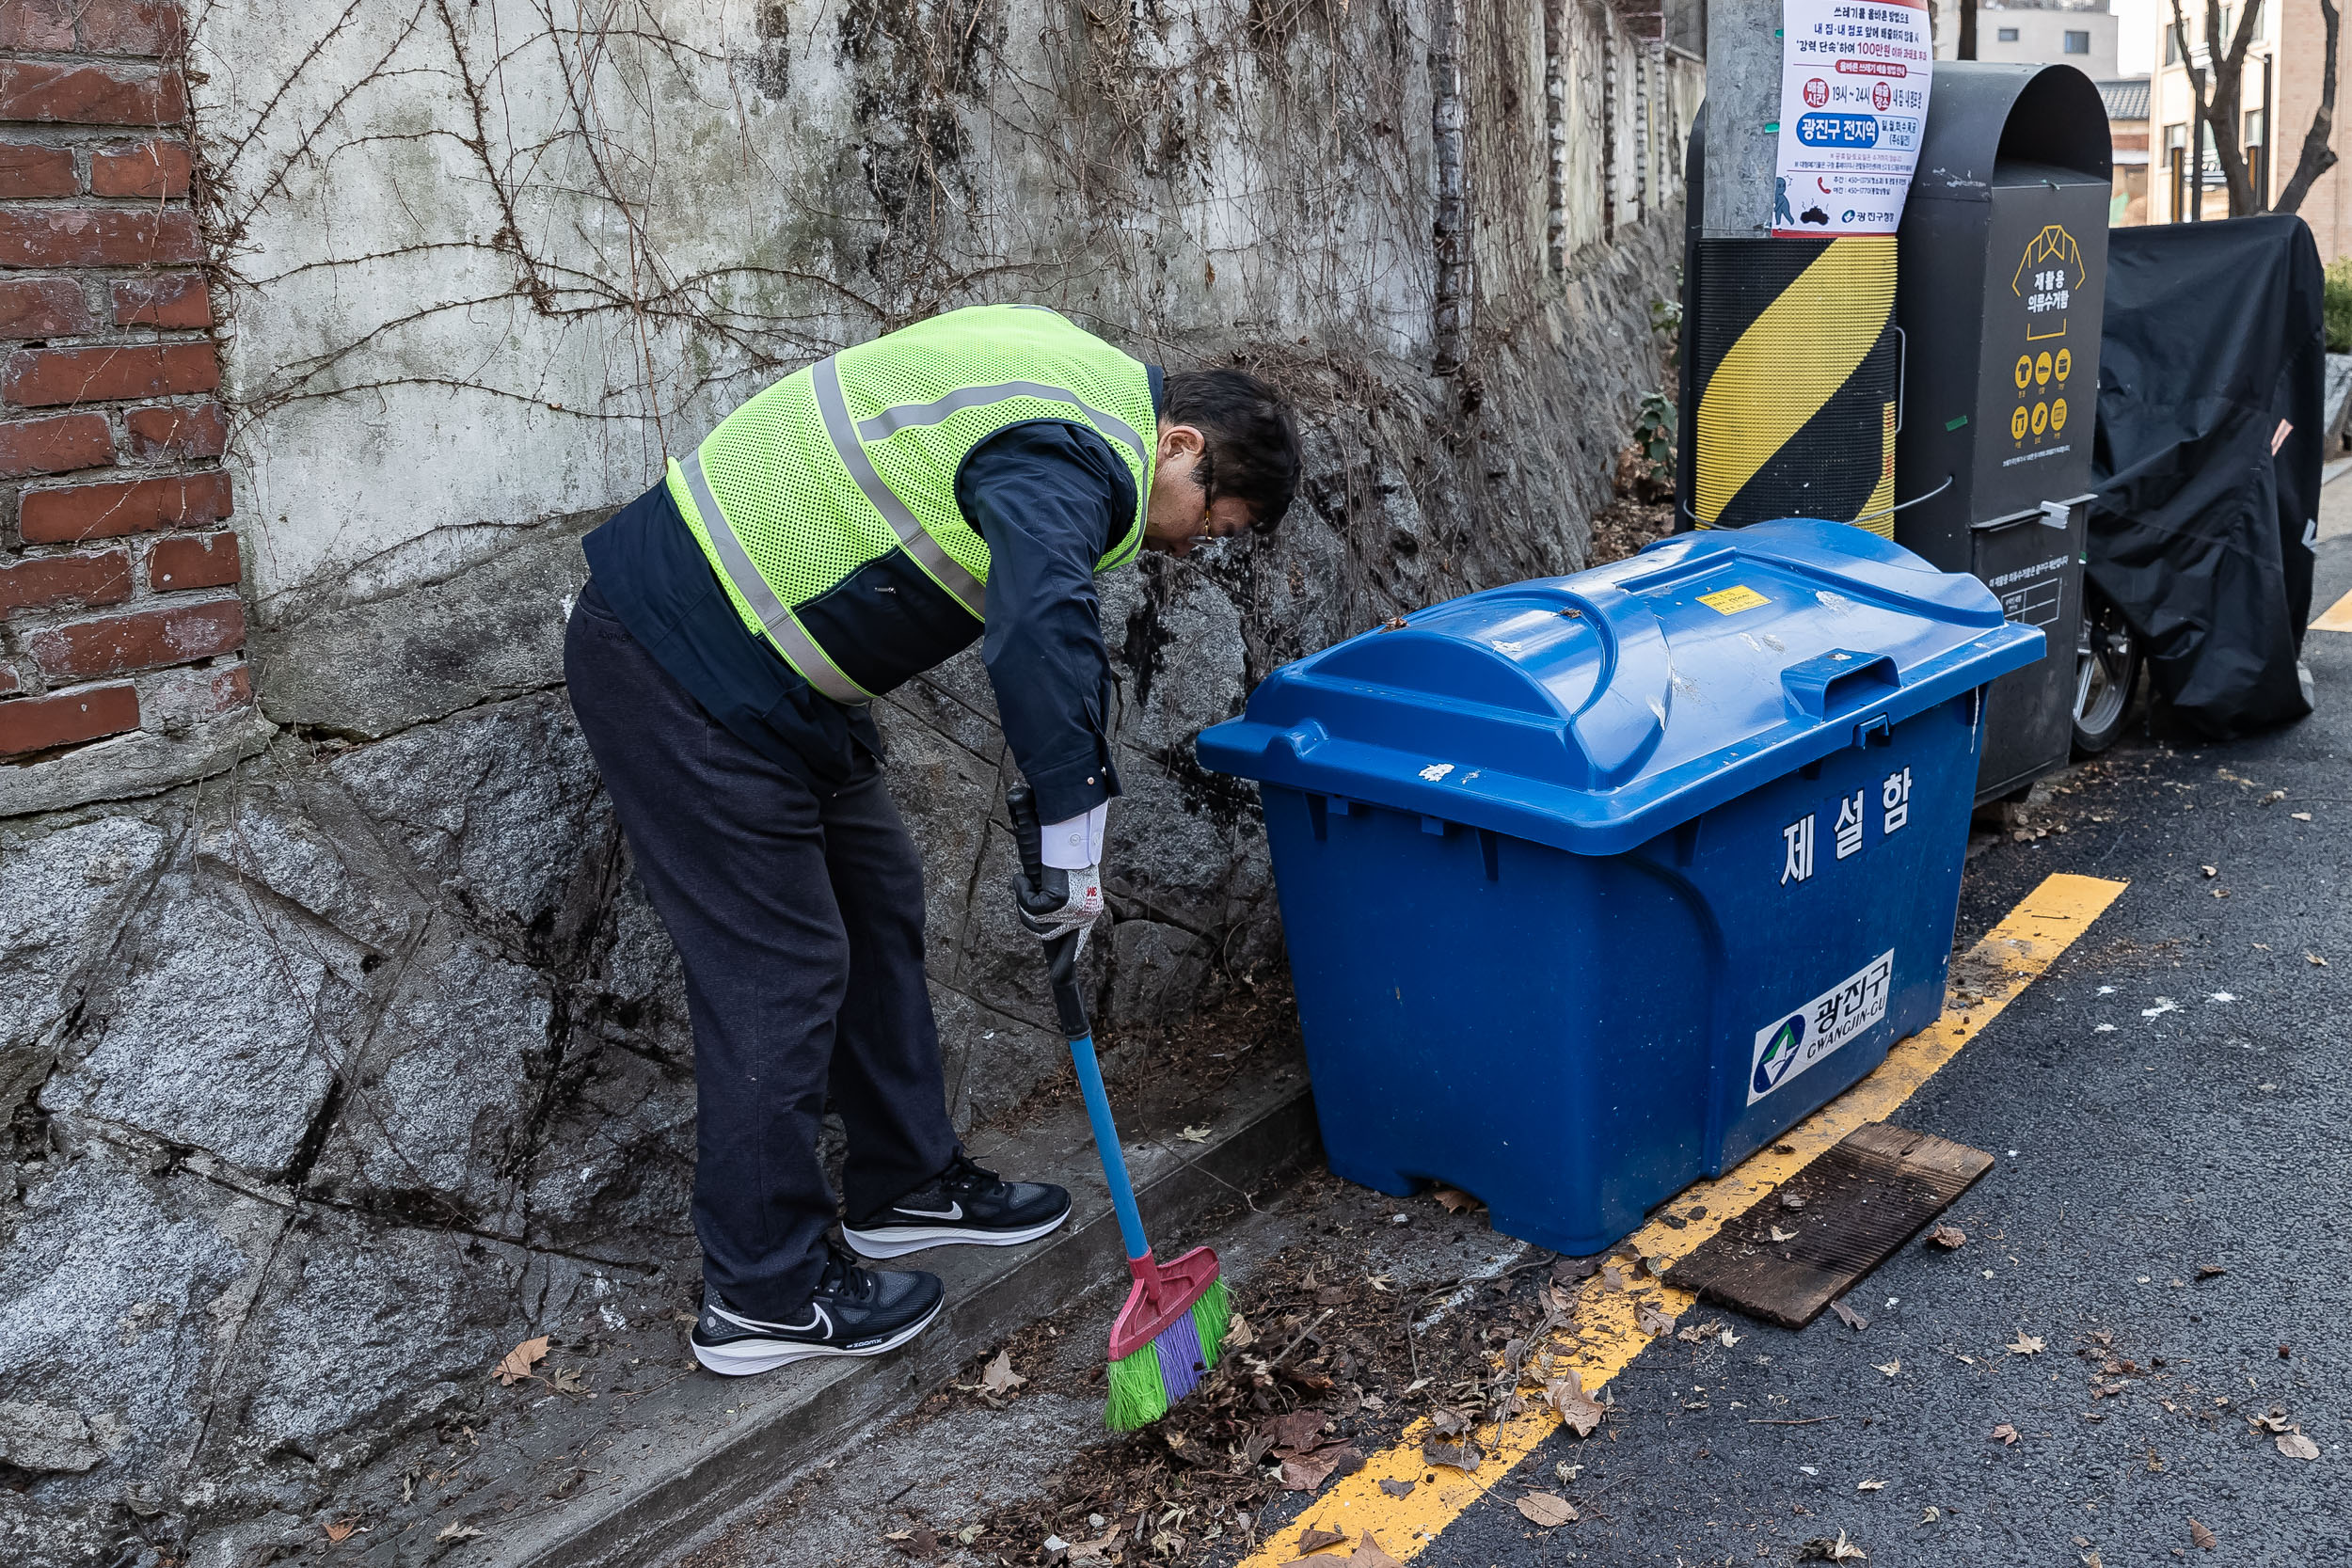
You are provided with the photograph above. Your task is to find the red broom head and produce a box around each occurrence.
[1107,1245,1221,1363]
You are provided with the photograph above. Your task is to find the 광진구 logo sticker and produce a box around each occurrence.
[1748,950,1895,1105]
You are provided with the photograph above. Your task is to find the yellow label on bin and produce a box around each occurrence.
[1698,584,1770,615]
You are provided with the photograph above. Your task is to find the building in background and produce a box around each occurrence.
[1932,0,2122,73]
[2144,0,2352,257]
[2102,75,2153,222]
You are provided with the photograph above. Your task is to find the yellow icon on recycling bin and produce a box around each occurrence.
[2051,397,2068,434]
[2015,355,2034,390]
[2011,405,2030,440]
[2055,348,2073,381]
[2013,225,2086,341]
[2031,401,2050,436]
[2035,352,2054,387]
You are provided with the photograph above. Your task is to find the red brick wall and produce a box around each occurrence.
[0,1,246,763]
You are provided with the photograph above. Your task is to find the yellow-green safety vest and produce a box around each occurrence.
[666,305,1157,704]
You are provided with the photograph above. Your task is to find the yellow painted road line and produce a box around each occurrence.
[2312,587,2352,634]
[1240,871,2128,1566]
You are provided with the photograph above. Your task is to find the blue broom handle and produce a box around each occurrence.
[1066,1026,1152,1264]
[1005,784,1152,1265]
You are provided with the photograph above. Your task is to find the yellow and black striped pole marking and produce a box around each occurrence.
[1692,234,1900,535]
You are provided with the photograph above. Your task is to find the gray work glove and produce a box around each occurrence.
[1014,861,1104,958]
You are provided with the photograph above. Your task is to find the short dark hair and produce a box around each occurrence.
[1164,368,1302,534]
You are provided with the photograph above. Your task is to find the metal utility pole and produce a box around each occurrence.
[1689,0,1905,533]
[1702,0,1782,239]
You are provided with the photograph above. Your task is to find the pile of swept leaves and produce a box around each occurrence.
[928,1184,1597,1566]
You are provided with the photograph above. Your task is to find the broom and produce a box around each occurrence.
[1008,784,1231,1430]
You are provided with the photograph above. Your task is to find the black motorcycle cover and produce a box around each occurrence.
[2091,213,2322,738]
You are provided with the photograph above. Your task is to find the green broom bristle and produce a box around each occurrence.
[1104,1340,1168,1431]
[1103,1278,1232,1432]
[1190,1278,1231,1369]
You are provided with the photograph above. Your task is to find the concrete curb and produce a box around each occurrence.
[486,1055,1320,1568]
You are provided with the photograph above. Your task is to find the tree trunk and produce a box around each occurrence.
[2277,0,2344,214]
[2190,0,2267,215]
[1958,0,1975,59]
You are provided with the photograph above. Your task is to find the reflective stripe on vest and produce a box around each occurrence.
[854,381,1148,469]
[810,356,989,619]
[676,449,874,706]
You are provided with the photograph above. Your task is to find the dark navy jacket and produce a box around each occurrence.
[581,379,1157,823]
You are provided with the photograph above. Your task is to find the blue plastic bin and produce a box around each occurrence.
[1196,520,2043,1256]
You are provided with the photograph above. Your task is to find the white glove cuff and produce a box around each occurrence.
[1041,801,1110,870]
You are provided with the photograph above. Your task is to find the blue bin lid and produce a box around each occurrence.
[1196,519,2045,856]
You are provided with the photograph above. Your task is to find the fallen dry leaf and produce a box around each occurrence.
[1224,1312,1256,1350]
[2007,1333,2046,1356]
[1929,1223,1966,1249]
[1279,1446,1362,1492]
[1920,1507,1940,1523]
[2189,1517,2217,1550]
[1797,1529,1868,1560]
[1857,1479,1887,1491]
[1874,1359,1901,1378]
[1830,1300,1869,1331]
[2248,1407,2295,1435]
[323,1519,359,1544]
[1376,1477,1415,1498]
[2310,953,2328,967]
[1991,1422,2022,1447]
[1429,1405,1471,1437]
[1770,1225,1799,1243]
[981,1347,1027,1399]
[1422,1439,1483,1472]
[1600,1264,1630,1292]
[436,1522,484,1544]
[1267,1409,1332,1453]
[1546,1371,1605,1437]
[1293,1526,1349,1553]
[1516,1492,1578,1527]
[548,1366,588,1396]
[2201,864,2218,878]
[2195,1263,2226,1280]
[1177,1124,1212,1143]
[1431,1186,1477,1212]
[2278,1432,2320,1460]
[2291,811,2313,821]
[1344,1535,1404,1568]
[896,1525,940,1559]
[493,1336,548,1386]
[1634,1301,1678,1337]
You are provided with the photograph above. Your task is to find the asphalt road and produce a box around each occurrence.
[1409,533,2352,1566]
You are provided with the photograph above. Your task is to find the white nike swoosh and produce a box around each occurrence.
[712,1300,828,1337]
[893,1200,963,1221]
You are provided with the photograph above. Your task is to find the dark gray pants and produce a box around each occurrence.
[564,584,959,1317]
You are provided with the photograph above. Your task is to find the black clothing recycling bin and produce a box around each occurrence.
[1894,63,2113,800]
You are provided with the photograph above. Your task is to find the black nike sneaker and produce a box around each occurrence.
[841,1153,1073,1259]
[690,1245,944,1377]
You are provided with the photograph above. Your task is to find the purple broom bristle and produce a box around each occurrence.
[1152,1312,1207,1403]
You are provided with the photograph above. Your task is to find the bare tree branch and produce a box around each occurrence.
[2277,0,2343,214]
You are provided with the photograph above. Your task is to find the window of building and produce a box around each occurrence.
[2064,29,2090,52]
[2166,26,2182,63]
[1997,25,2020,40]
